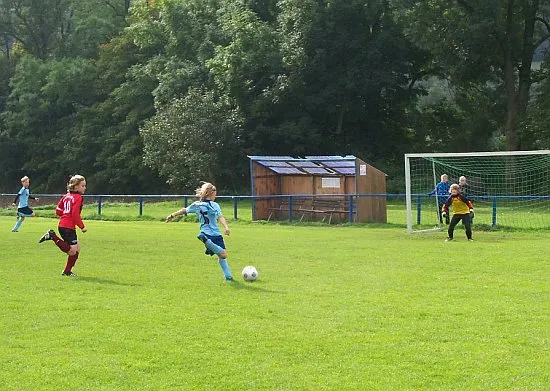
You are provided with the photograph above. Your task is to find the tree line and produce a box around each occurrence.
[0,0,549,194]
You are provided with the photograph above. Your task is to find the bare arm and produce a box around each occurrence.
[219,215,230,236]
[165,207,187,222]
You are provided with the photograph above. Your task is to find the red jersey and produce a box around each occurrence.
[55,192,85,230]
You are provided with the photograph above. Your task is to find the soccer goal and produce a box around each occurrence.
[405,150,550,233]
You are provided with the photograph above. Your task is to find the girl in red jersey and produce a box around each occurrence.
[39,175,88,276]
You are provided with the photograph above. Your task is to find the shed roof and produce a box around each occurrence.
[248,155,358,176]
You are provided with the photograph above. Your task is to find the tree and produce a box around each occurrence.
[266,0,427,159]
[62,0,131,58]
[524,55,550,147]
[0,0,70,59]
[1,56,101,191]
[141,88,244,192]
[78,10,168,194]
[397,0,550,150]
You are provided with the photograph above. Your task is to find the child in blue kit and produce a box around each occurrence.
[11,176,39,232]
[428,174,451,224]
[166,182,233,281]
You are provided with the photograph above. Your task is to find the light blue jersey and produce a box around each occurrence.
[186,200,223,236]
[17,187,30,208]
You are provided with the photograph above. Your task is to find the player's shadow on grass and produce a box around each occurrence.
[226,280,280,293]
[76,276,141,287]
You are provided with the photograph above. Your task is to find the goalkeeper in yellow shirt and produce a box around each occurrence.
[442,183,474,242]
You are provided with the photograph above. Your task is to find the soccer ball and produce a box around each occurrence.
[242,266,258,282]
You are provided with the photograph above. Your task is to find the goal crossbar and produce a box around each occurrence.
[405,150,550,159]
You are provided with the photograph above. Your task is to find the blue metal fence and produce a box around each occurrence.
[3,193,549,226]
[412,194,550,227]
[89,193,369,222]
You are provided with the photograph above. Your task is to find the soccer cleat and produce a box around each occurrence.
[468,239,474,242]
[61,272,77,277]
[197,233,208,243]
[39,229,55,243]
[11,229,18,232]
[445,238,453,242]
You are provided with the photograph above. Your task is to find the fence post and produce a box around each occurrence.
[139,196,143,216]
[184,196,188,208]
[98,196,102,216]
[492,197,497,227]
[416,195,421,225]
[348,195,354,223]
[233,197,238,220]
[288,195,293,222]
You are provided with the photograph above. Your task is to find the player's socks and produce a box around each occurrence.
[218,259,232,280]
[54,238,71,253]
[41,230,71,253]
[64,252,79,274]
[12,219,23,232]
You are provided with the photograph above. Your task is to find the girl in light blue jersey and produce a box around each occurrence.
[166,182,233,281]
[11,176,39,232]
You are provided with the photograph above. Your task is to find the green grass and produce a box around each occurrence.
[1,216,549,390]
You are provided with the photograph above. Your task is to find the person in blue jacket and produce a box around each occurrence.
[428,174,451,224]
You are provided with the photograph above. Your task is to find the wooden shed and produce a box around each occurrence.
[249,155,387,223]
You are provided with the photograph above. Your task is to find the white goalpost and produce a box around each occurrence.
[405,150,550,233]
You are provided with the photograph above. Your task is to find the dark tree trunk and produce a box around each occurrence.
[503,0,539,150]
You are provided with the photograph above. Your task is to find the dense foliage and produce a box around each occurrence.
[0,0,548,194]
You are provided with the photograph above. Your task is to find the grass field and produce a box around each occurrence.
[1,214,549,390]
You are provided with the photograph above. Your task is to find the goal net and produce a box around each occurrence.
[405,151,550,233]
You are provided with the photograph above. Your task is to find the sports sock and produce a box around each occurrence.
[52,234,71,253]
[204,239,223,255]
[64,252,79,273]
[12,219,23,231]
[218,259,232,279]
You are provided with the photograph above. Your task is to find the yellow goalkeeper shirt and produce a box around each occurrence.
[442,194,473,215]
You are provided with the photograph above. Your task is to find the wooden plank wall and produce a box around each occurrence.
[312,176,345,197]
[253,163,279,219]
[281,175,314,195]
[356,159,387,223]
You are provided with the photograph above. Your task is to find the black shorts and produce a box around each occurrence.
[17,206,33,216]
[58,227,78,245]
[451,213,472,226]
